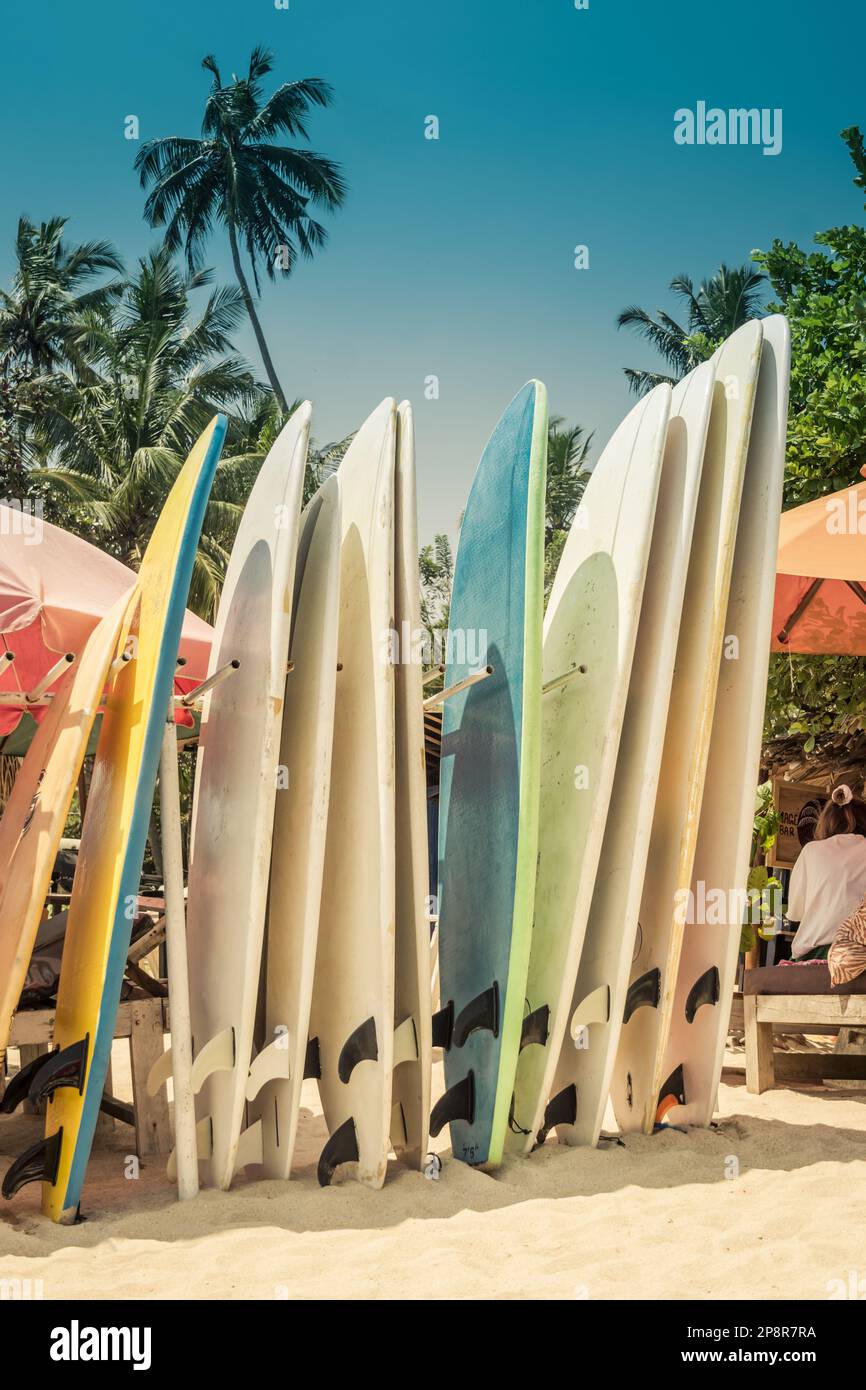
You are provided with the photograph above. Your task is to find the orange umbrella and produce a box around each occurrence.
[0,504,213,736]
[773,472,866,654]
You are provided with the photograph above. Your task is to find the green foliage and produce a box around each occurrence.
[741,785,783,953]
[419,533,453,674]
[756,126,866,743]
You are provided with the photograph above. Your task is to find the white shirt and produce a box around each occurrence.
[787,833,866,957]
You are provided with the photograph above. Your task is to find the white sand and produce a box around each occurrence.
[1,1048,865,1300]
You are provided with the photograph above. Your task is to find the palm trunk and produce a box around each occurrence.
[227,222,288,412]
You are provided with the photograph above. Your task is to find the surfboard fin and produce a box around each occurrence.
[452,983,499,1048]
[318,1116,359,1187]
[655,1064,686,1125]
[24,1037,89,1107]
[520,1004,550,1050]
[1,1129,62,1198]
[303,1036,321,1080]
[338,1016,378,1083]
[570,984,610,1035]
[431,1001,454,1050]
[234,1120,263,1172]
[429,1071,475,1136]
[0,1050,53,1113]
[623,968,661,1024]
[393,1016,419,1068]
[684,966,720,1023]
[190,1027,235,1093]
[245,1038,292,1102]
[146,1046,173,1097]
[391,1101,408,1149]
[535,1083,578,1147]
[166,1116,212,1181]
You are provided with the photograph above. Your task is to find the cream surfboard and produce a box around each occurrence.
[0,587,133,1069]
[391,401,432,1167]
[311,399,397,1188]
[611,320,764,1135]
[181,405,310,1189]
[507,384,671,1150]
[246,474,341,1179]
[544,360,714,1149]
[661,315,790,1127]
[2,417,226,1222]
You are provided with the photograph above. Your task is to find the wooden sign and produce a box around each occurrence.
[768,778,827,869]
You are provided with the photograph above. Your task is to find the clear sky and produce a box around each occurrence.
[1,0,864,544]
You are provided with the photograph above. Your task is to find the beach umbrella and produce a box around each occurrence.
[773,471,866,655]
[0,504,213,742]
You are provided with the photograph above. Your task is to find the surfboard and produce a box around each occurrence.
[311,399,397,1188]
[432,380,547,1169]
[506,383,672,1152]
[0,586,134,1069]
[661,315,790,1128]
[540,362,714,1150]
[391,401,433,1167]
[246,473,341,1179]
[182,405,310,1189]
[611,319,764,1136]
[1,416,226,1222]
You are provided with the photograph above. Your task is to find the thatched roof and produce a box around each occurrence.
[761,728,866,794]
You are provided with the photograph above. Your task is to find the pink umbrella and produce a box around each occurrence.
[0,504,213,736]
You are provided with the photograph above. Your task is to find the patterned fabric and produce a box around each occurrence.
[829,896,866,986]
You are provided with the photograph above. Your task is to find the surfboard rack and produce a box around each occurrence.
[423,664,494,710]
[655,1064,686,1125]
[318,1116,359,1187]
[684,966,720,1023]
[623,968,661,1024]
[535,1083,578,1147]
[429,1071,475,1136]
[337,1016,379,1083]
[25,652,75,703]
[1,1129,63,1199]
[422,663,445,686]
[519,1004,550,1050]
[109,650,132,674]
[179,658,241,708]
[542,663,587,696]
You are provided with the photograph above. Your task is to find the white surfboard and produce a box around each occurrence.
[506,383,672,1151]
[182,404,309,1188]
[246,475,341,1178]
[661,315,790,1127]
[611,320,764,1135]
[391,401,432,1166]
[311,398,397,1189]
[546,360,714,1148]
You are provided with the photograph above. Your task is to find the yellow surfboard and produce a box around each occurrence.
[2,417,226,1222]
[0,587,134,1069]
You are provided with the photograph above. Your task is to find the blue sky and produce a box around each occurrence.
[0,0,864,542]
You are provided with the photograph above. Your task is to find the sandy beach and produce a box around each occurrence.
[2,1046,864,1301]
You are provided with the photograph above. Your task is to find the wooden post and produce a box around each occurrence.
[744,995,775,1093]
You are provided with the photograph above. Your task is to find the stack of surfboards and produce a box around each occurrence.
[0,315,790,1217]
[432,318,789,1169]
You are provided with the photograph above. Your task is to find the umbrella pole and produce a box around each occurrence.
[159,706,198,1201]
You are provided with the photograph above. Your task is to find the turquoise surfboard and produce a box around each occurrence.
[433,380,547,1167]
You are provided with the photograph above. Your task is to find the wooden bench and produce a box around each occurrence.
[2,997,171,1157]
[744,992,866,1092]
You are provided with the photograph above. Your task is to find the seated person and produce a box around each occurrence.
[787,784,866,961]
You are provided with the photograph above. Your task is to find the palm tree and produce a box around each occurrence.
[37,249,258,616]
[135,46,346,411]
[0,216,124,373]
[617,263,766,395]
[544,416,593,597]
